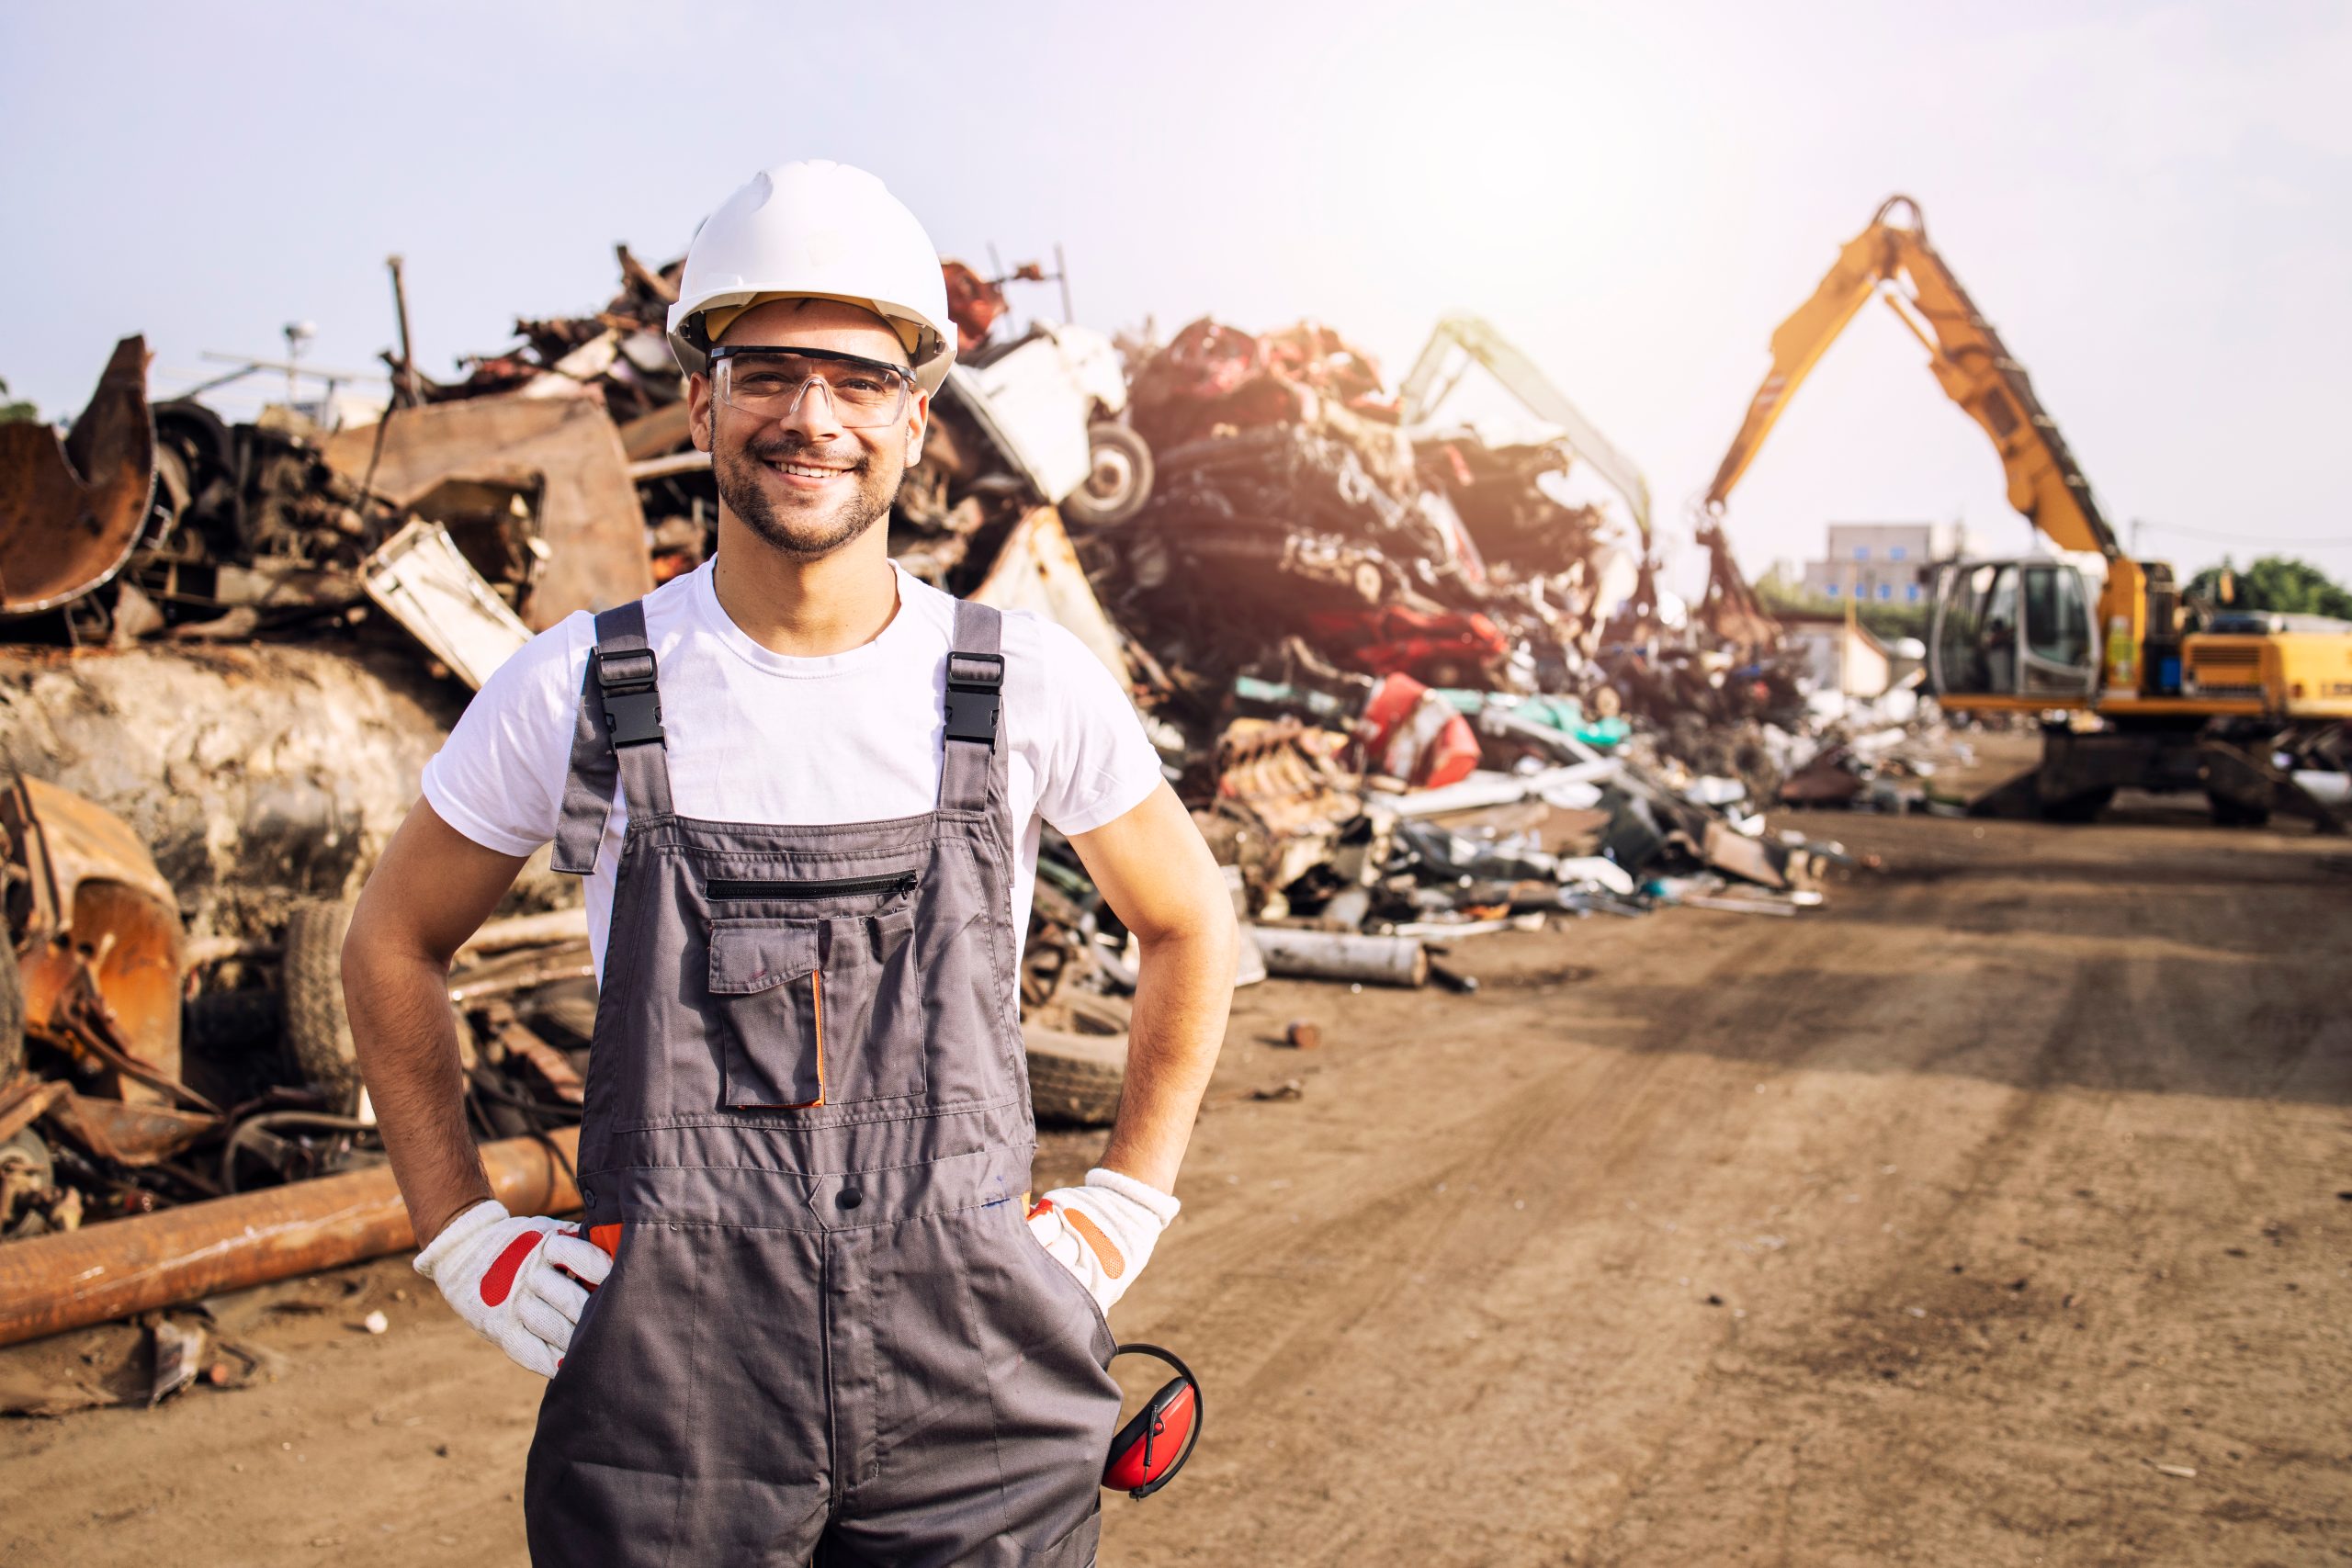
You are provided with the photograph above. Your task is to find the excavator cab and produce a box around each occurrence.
[1928,558,2099,704]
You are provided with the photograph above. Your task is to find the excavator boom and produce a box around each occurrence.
[1704,197,2118,560]
[1703,195,2352,830]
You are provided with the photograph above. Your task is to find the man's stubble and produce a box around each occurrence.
[714,431,904,562]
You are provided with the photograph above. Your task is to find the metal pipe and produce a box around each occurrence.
[1248,927,1429,987]
[0,1127,580,1348]
[460,907,591,956]
[628,450,713,480]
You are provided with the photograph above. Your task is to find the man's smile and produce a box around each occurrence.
[759,453,863,488]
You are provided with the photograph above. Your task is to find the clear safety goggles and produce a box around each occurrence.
[709,345,916,428]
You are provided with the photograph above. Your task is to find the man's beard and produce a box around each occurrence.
[714,432,900,560]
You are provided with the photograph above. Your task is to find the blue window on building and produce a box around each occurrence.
[1889,546,1907,562]
[1905,583,1921,603]
[1825,582,1840,599]
[1852,546,1871,561]
[1877,582,1893,601]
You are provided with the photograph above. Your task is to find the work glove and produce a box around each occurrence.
[413,1199,612,1378]
[1027,1167,1181,1316]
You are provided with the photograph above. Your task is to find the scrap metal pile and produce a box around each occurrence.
[0,253,1903,1349]
[1092,317,1612,707]
[982,315,1863,1031]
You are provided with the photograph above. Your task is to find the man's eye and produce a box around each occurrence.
[737,373,792,394]
[836,376,891,396]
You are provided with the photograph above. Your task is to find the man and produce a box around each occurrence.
[344,160,1238,1566]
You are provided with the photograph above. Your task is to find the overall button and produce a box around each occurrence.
[836,1187,865,1211]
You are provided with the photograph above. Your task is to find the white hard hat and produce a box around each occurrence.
[667,161,955,392]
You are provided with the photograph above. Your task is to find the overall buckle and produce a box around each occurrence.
[944,651,1003,747]
[594,648,664,748]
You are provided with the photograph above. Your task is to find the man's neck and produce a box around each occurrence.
[708,514,901,658]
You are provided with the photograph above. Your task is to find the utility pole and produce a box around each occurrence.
[386,254,421,409]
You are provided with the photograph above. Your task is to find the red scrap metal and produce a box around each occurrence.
[1258,321,1394,415]
[1303,604,1510,687]
[1358,673,1481,790]
[941,261,1009,355]
[1130,317,1406,453]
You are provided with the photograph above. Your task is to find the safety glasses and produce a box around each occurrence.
[710,345,916,429]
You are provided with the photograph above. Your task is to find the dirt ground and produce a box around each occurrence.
[5,765,2348,1564]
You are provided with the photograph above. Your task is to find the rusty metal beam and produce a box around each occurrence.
[0,1126,580,1348]
[0,336,156,615]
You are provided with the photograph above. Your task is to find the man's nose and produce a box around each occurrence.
[779,376,844,442]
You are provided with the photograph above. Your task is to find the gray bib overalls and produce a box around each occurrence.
[525,597,1120,1566]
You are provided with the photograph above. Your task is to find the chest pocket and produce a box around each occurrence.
[708,910,924,1110]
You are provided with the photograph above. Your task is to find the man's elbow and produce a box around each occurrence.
[339,895,440,1053]
[1136,864,1243,986]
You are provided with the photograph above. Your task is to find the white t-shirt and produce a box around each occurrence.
[422,559,1163,978]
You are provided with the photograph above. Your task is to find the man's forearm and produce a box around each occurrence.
[1098,921,1235,1192]
[345,934,492,1246]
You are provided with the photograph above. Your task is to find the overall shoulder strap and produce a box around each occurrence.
[552,601,675,874]
[940,597,1005,815]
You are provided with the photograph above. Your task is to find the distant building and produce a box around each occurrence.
[1801,522,1974,606]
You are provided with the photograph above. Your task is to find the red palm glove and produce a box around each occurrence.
[413,1200,611,1377]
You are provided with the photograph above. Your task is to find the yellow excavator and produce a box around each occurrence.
[1704,195,2352,827]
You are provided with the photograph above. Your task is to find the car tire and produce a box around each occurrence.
[1025,1024,1126,1128]
[1062,423,1154,526]
[282,898,364,1114]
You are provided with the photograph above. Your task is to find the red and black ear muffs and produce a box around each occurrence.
[1102,1343,1201,1500]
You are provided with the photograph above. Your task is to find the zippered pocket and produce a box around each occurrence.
[707,872,917,901]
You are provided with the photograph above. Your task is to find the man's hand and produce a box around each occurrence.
[1028,1168,1181,1315]
[414,1200,613,1377]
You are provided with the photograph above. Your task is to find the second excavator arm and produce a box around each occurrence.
[1397,313,1654,546]
[1703,195,2119,561]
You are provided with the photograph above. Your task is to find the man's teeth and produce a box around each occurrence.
[774,459,852,479]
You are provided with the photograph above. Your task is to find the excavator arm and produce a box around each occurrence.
[1704,196,2118,561]
[1397,313,1653,545]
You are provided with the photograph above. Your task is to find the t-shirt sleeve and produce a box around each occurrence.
[419,615,592,857]
[1029,619,1165,836]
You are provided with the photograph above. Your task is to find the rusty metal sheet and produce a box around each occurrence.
[2,775,185,1098]
[0,336,156,615]
[40,1091,216,1168]
[492,1015,586,1106]
[1215,717,1364,899]
[0,1078,69,1145]
[321,391,652,630]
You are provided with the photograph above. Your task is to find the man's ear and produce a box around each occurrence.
[905,389,930,467]
[688,372,713,452]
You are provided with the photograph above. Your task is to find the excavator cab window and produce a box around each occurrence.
[2020,563,2095,694]
[1930,559,2098,700]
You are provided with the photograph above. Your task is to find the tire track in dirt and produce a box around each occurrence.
[1578,825,2352,1567]
[1117,890,1922,1562]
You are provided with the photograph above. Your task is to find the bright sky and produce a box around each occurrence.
[5,1,2346,592]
